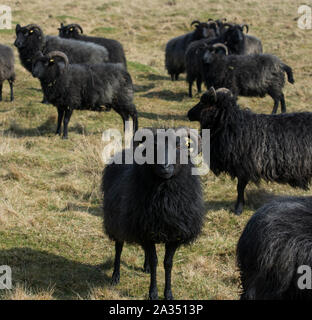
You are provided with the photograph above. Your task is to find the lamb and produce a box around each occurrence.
[237,196,312,300]
[14,24,109,103]
[185,24,262,97]
[58,23,127,68]
[0,44,15,102]
[201,43,294,113]
[187,87,312,215]
[32,51,137,139]
[165,20,217,81]
[102,127,205,300]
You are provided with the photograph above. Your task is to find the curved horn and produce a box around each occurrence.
[212,43,229,55]
[68,23,83,34]
[46,51,69,68]
[241,24,249,33]
[191,20,201,27]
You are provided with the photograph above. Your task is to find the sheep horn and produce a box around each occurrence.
[68,23,83,34]
[191,20,201,27]
[241,24,249,33]
[222,23,235,28]
[207,87,217,103]
[46,51,69,68]
[212,43,229,55]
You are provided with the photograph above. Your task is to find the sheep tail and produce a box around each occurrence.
[282,63,294,84]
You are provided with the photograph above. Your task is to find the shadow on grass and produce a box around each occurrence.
[2,117,86,137]
[133,83,155,93]
[0,247,148,299]
[142,89,187,102]
[204,189,278,213]
[138,73,170,81]
[139,111,187,122]
[0,247,111,299]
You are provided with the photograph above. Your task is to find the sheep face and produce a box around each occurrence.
[135,128,199,180]
[58,23,82,39]
[32,55,65,80]
[222,26,244,53]
[14,24,43,49]
[188,87,233,128]
[202,44,228,65]
[192,21,216,39]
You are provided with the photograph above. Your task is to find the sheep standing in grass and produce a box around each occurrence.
[237,196,312,300]
[201,43,294,113]
[58,23,127,68]
[185,23,257,97]
[0,44,15,102]
[187,87,312,215]
[32,51,137,139]
[165,20,218,81]
[14,23,110,103]
[102,127,205,300]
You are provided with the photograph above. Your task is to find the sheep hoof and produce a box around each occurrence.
[164,291,174,300]
[149,290,159,300]
[111,272,120,286]
[62,135,68,140]
[143,263,150,273]
[233,208,243,216]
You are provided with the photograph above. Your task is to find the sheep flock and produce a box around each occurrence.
[2,7,312,301]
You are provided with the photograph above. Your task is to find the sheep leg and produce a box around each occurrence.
[0,82,2,101]
[188,81,193,98]
[164,242,178,300]
[170,74,175,81]
[62,108,73,139]
[234,178,248,215]
[271,97,279,114]
[196,77,202,94]
[280,93,286,113]
[143,249,150,273]
[144,243,158,300]
[8,80,13,102]
[56,107,65,136]
[111,241,123,285]
[175,74,179,81]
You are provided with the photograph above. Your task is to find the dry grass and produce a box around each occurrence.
[0,0,311,300]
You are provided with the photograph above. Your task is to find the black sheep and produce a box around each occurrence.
[188,87,312,215]
[32,51,137,139]
[201,43,294,113]
[0,44,15,101]
[102,127,205,299]
[14,23,109,103]
[165,20,217,81]
[58,23,127,68]
[185,24,257,97]
[237,196,312,300]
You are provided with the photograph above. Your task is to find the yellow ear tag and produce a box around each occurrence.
[49,59,54,63]
[70,28,73,31]
[29,30,33,33]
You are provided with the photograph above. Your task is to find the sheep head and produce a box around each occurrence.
[14,23,44,49]
[133,127,201,179]
[58,23,83,38]
[32,50,69,81]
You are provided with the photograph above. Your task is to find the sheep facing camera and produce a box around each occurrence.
[101,125,210,176]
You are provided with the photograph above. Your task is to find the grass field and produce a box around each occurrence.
[0,0,311,300]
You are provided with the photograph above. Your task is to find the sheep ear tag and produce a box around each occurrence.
[70,28,73,31]
[29,29,34,34]
[49,59,54,63]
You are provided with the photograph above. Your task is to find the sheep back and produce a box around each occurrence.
[237,196,312,300]
[0,44,15,82]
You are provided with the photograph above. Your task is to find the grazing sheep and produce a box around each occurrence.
[185,24,262,97]
[201,43,294,113]
[32,51,137,139]
[58,23,127,68]
[165,20,217,81]
[237,196,312,300]
[187,87,312,215]
[0,44,15,102]
[102,127,205,300]
[14,23,109,103]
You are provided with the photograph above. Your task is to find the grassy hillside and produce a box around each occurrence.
[0,0,311,299]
